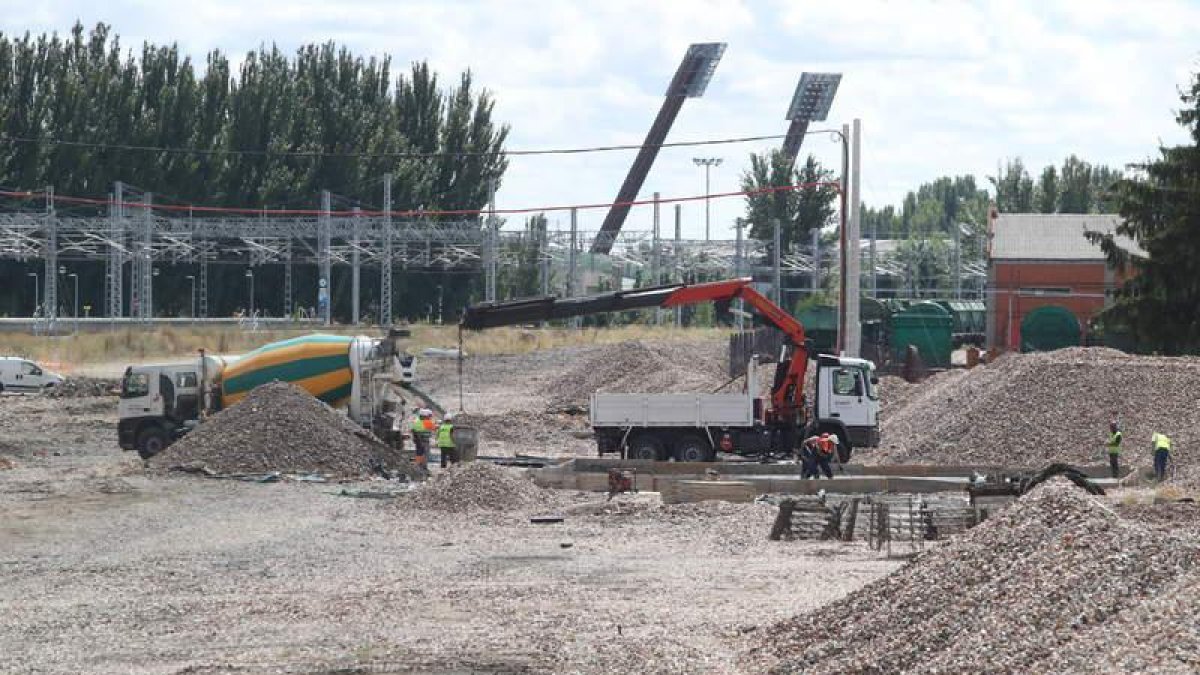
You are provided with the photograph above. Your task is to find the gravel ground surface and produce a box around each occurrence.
[10,341,1200,673]
[873,348,1200,482]
[0,389,900,674]
[748,482,1200,674]
[148,381,417,480]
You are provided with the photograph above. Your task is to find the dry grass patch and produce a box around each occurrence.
[1,323,725,366]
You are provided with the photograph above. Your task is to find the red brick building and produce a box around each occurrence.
[986,213,1142,351]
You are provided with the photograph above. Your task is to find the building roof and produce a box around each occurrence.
[991,214,1145,261]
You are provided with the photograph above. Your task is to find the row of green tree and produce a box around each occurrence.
[0,22,509,320]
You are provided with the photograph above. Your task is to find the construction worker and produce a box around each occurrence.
[1106,421,1123,479]
[799,435,821,479]
[1151,432,1172,481]
[437,413,458,468]
[814,433,837,479]
[800,433,836,479]
[409,408,433,469]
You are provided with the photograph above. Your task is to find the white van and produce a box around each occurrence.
[0,357,65,393]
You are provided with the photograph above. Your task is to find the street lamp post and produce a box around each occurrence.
[245,269,255,317]
[151,267,160,320]
[692,157,722,242]
[185,275,196,319]
[26,273,38,317]
[68,273,78,333]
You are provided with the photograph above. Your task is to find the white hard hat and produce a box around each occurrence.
[443,413,454,422]
[419,408,432,417]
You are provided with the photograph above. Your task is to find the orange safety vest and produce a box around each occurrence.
[817,438,835,456]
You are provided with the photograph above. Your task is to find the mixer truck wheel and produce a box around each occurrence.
[136,427,169,460]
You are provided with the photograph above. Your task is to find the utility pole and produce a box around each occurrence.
[845,118,862,358]
[693,157,722,242]
[43,185,56,331]
[381,173,393,325]
[837,124,849,353]
[734,218,745,332]
[485,178,498,303]
[674,204,682,327]
[773,218,782,307]
[320,190,332,326]
[569,208,579,328]
[108,182,123,321]
[351,206,361,325]
[652,191,661,324]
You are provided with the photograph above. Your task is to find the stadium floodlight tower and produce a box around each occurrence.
[591,42,726,255]
[781,72,842,166]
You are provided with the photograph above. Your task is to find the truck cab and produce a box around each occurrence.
[118,364,202,458]
[813,354,880,451]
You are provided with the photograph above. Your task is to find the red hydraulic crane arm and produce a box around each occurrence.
[663,278,809,420]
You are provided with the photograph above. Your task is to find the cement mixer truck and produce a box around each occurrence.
[117,330,438,458]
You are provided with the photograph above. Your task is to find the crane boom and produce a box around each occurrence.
[460,278,810,422]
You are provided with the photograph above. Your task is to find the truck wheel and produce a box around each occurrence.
[673,434,714,463]
[627,434,664,461]
[136,427,169,460]
[835,434,853,463]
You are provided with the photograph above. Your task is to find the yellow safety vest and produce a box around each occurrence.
[1153,433,1172,452]
[410,418,429,435]
[437,423,455,448]
[1107,431,1122,455]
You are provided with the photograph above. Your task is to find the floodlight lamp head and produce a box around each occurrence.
[786,72,842,122]
[672,42,727,98]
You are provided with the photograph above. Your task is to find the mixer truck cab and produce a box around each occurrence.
[118,363,203,458]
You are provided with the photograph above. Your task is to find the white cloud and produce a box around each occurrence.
[1,0,1197,239]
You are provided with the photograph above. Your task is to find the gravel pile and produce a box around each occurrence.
[545,339,727,409]
[876,348,1200,476]
[46,377,120,398]
[400,462,558,512]
[751,482,1200,674]
[149,381,416,480]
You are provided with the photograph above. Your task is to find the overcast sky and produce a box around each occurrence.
[6,0,1199,238]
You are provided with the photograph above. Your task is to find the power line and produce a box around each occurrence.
[0,182,841,217]
[0,129,845,160]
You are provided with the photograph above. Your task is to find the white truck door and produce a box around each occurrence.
[823,366,872,428]
[118,368,159,418]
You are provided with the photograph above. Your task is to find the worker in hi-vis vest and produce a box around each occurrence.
[1105,421,1123,479]
[1151,432,1172,482]
[409,408,434,468]
[437,414,458,469]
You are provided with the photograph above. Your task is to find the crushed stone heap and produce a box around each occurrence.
[545,339,727,410]
[749,483,1200,674]
[150,381,416,480]
[400,462,557,512]
[876,348,1200,477]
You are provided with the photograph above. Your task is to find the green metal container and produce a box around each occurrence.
[890,301,953,368]
[936,300,986,334]
[1020,305,1081,352]
[796,305,838,353]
